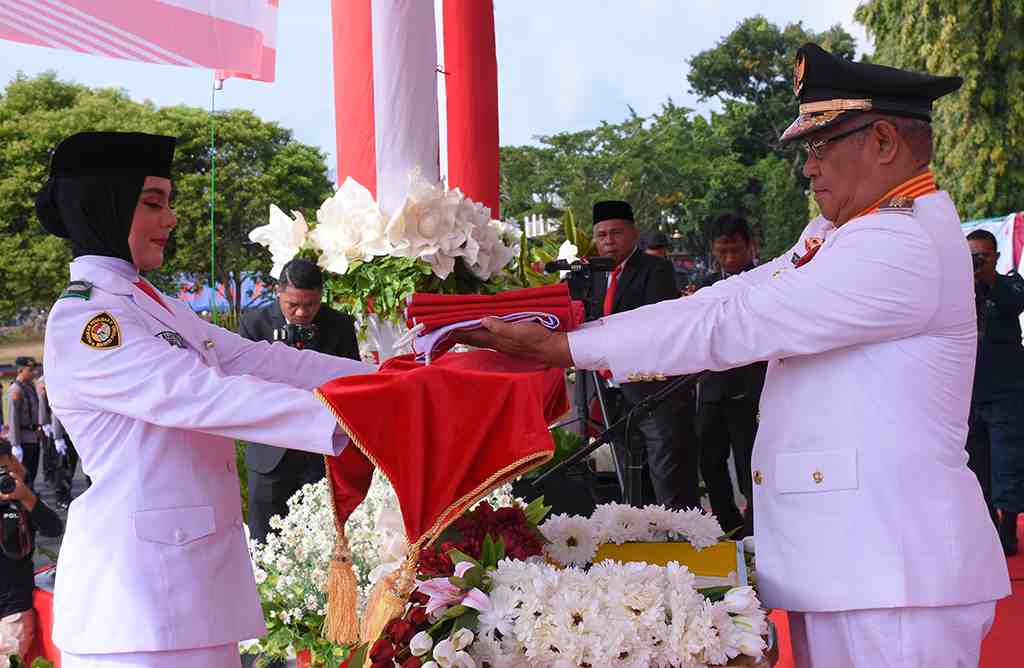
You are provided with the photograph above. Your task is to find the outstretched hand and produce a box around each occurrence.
[453,318,574,368]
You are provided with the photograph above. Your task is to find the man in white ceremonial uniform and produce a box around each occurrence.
[460,44,1011,667]
[36,132,375,667]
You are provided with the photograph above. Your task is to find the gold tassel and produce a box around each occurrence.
[359,554,417,658]
[323,529,360,645]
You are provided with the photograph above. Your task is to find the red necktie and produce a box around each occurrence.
[603,264,623,316]
[597,264,624,380]
[134,279,172,314]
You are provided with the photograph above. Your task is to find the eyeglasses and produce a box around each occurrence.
[802,122,877,161]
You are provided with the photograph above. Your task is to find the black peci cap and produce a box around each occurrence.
[593,200,634,224]
[14,356,37,368]
[47,132,176,179]
[780,43,963,143]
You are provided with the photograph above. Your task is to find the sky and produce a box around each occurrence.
[0,1,869,178]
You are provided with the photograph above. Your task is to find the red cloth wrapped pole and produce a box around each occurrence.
[443,0,500,216]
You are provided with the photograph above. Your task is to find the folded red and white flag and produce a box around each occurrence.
[403,284,584,361]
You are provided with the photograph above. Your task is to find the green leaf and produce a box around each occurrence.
[447,548,482,571]
[524,496,552,526]
[345,643,370,666]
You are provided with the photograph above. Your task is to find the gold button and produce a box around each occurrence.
[772,270,783,278]
[753,470,763,485]
[204,340,215,349]
[653,373,667,381]
[812,470,824,484]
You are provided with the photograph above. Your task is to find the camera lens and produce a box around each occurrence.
[0,474,15,494]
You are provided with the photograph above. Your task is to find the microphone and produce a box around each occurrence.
[544,256,617,273]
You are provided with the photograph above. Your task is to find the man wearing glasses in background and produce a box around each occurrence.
[458,43,1010,667]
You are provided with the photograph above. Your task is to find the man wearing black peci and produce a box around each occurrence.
[240,258,361,545]
[576,200,700,509]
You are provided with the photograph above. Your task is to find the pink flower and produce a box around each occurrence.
[462,588,491,613]
[417,577,462,616]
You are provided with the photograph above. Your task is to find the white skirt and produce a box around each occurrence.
[60,643,241,668]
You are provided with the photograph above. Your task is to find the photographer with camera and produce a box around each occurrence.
[0,438,63,663]
[966,229,1024,556]
[239,258,361,545]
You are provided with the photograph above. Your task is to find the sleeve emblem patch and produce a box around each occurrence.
[81,312,122,349]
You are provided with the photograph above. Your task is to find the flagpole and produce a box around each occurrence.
[210,76,219,325]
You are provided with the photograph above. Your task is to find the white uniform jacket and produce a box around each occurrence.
[570,194,1012,612]
[44,256,374,653]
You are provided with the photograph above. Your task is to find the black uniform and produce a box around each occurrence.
[967,270,1024,536]
[239,301,360,544]
[695,267,767,536]
[577,249,700,509]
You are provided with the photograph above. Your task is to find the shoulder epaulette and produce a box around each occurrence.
[58,280,93,301]
[877,195,916,215]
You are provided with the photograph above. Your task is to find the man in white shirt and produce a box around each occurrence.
[459,43,1011,667]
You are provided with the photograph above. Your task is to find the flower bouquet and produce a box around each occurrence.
[342,501,774,668]
[249,173,523,358]
[246,477,517,667]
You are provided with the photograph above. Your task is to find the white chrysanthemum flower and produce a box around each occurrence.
[540,513,599,566]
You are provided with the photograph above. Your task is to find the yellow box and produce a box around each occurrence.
[593,540,747,584]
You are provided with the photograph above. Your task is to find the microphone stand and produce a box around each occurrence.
[534,369,710,507]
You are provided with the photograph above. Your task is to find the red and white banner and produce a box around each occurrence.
[331,0,440,216]
[0,0,277,81]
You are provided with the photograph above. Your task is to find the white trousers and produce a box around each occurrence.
[60,643,241,668]
[789,601,997,668]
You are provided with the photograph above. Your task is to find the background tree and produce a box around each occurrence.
[856,0,1024,219]
[686,17,857,258]
[0,72,333,319]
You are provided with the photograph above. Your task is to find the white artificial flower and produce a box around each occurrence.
[249,204,309,278]
[452,650,476,668]
[433,638,457,667]
[468,220,517,280]
[308,177,392,276]
[386,173,484,280]
[450,628,475,651]
[555,239,579,279]
[410,631,434,656]
[723,586,759,615]
[540,514,599,566]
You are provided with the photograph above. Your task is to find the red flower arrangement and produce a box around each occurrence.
[417,502,546,577]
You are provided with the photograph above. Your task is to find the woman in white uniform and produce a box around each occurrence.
[38,132,372,667]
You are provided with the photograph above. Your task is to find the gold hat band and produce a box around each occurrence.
[799,99,874,114]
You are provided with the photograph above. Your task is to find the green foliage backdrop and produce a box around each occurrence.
[0,72,333,319]
[855,0,1024,219]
